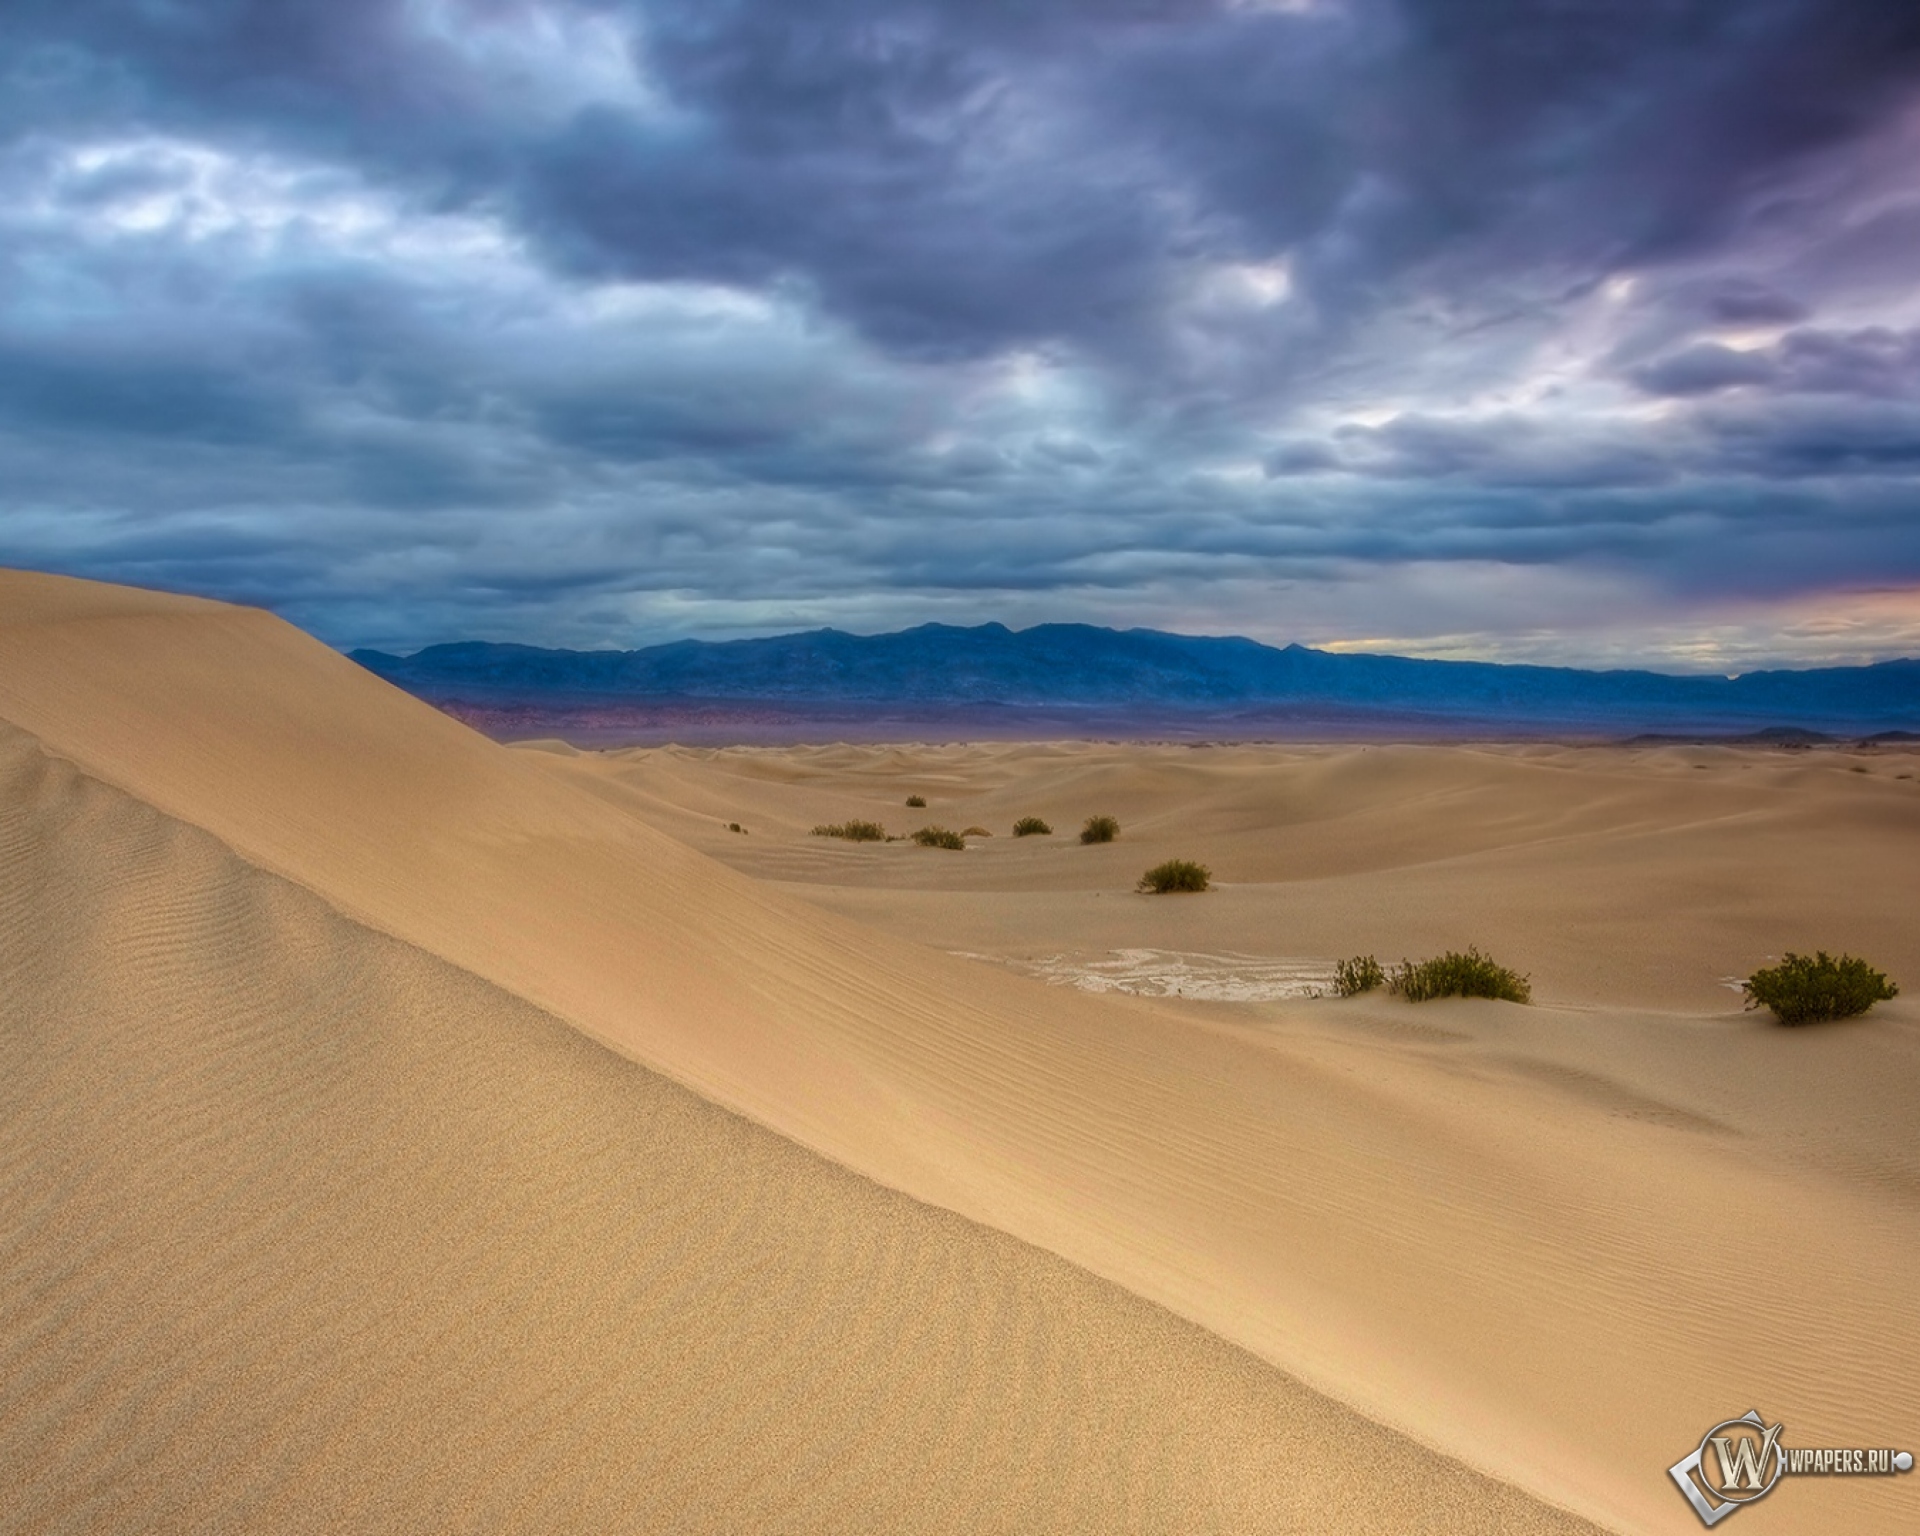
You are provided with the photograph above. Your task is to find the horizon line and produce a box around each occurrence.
[350,620,1920,681]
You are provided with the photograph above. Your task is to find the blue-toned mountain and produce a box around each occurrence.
[350,623,1920,739]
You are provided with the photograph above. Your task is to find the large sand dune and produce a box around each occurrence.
[3,570,1916,1533]
[0,720,1580,1533]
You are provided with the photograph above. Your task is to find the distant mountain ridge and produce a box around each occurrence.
[351,622,1920,736]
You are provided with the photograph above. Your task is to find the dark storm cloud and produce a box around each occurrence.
[1629,343,1780,398]
[1,0,1919,661]
[11,0,1915,356]
[1631,324,1920,399]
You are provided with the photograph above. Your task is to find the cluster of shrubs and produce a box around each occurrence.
[905,794,927,807]
[810,811,1120,843]
[810,820,887,842]
[1396,949,1532,1004]
[1742,952,1898,1024]
[1328,945,1897,1024]
[810,809,1221,896]
[808,820,980,850]
[1137,859,1210,893]
[1008,814,1122,842]
[1334,948,1530,1004]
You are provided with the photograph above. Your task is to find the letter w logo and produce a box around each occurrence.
[1712,1423,1783,1492]
[1671,1411,1787,1525]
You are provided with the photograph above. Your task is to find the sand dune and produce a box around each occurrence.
[3,570,1917,1533]
[1,722,1592,1533]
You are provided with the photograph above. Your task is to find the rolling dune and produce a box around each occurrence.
[0,720,1594,1534]
[569,736,1920,1013]
[4,570,1917,1533]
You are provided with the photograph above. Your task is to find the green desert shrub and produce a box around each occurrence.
[1137,858,1211,893]
[910,825,966,850]
[1742,951,1898,1025]
[1080,814,1120,845]
[1389,948,1531,1004]
[811,820,887,842]
[1012,816,1053,837]
[905,794,927,807]
[1334,955,1385,996]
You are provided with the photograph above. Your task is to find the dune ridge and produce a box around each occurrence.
[0,720,1601,1534]
[3,570,1917,1533]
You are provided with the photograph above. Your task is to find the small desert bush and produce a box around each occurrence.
[910,825,966,849]
[1137,859,1210,893]
[1742,951,1897,1025]
[1389,948,1531,1004]
[961,825,992,838]
[812,820,887,842]
[1012,816,1053,837]
[727,822,745,834]
[1080,814,1120,845]
[905,794,927,807]
[1334,955,1385,996]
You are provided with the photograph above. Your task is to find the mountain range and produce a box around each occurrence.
[350,622,1920,740]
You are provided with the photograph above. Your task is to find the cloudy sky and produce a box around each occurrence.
[4,0,1920,668]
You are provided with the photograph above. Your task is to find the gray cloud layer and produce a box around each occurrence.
[2,0,1919,664]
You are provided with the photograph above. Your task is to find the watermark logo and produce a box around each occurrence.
[1669,1409,1913,1526]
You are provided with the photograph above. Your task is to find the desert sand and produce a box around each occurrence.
[2,569,1915,1533]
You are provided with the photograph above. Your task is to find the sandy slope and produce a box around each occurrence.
[2,570,1916,1533]
[0,722,1588,1534]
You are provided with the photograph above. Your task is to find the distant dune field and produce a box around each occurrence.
[3,570,1917,1534]
[569,734,1920,1014]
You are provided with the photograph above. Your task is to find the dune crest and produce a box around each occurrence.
[3,721,1602,1532]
